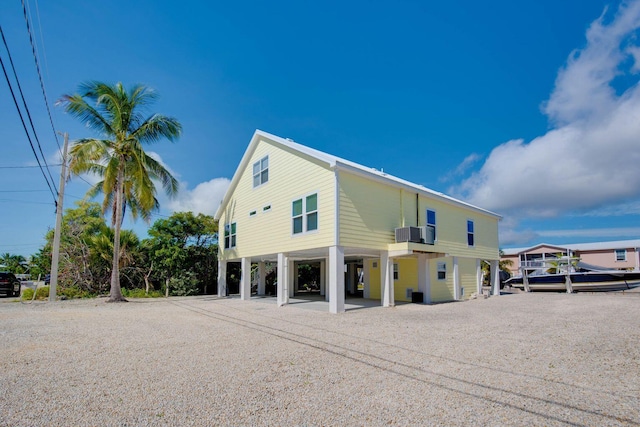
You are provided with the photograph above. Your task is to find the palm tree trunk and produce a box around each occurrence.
[108,168,127,302]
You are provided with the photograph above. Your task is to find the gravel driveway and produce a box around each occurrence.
[1,292,638,426]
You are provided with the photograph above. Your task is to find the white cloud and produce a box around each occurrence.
[537,227,640,238]
[167,177,231,216]
[452,1,640,221]
[440,153,481,183]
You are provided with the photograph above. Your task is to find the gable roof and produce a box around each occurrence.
[215,130,502,220]
[502,239,640,256]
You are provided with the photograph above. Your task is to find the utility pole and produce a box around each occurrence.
[49,132,69,302]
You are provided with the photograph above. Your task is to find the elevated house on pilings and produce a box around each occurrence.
[214,130,502,314]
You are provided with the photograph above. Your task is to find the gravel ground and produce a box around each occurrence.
[0,292,638,426]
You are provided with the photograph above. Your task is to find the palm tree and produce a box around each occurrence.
[61,81,181,302]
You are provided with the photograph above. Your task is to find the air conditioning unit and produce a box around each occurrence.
[420,225,435,245]
[395,226,422,243]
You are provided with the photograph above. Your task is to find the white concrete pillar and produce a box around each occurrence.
[381,251,394,307]
[329,246,345,314]
[417,254,431,303]
[635,248,640,271]
[217,260,227,297]
[257,262,266,295]
[277,253,289,306]
[240,258,251,300]
[476,259,483,296]
[363,260,371,299]
[453,256,460,300]
[490,260,500,296]
[320,260,326,296]
[325,258,330,302]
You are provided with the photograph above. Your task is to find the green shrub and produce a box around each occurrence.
[122,288,164,298]
[21,288,34,300]
[35,286,50,299]
[59,286,93,299]
[168,272,199,296]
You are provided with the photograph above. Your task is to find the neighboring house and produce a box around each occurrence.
[502,240,640,276]
[215,130,502,313]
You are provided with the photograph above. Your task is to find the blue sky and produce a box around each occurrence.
[2,0,640,257]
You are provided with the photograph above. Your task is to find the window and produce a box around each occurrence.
[224,222,236,249]
[252,156,269,188]
[427,209,436,240]
[467,220,475,247]
[393,263,399,281]
[615,249,627,262]
[249,210,256,217]
[292,193,318,234]
[437,262,446,280]
[263,204,271,212]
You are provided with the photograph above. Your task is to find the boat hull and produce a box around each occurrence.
[506,272,640,292]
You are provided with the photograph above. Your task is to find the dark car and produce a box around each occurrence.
[0,272,21,297]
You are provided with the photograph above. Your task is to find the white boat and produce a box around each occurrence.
[504,257,640,292]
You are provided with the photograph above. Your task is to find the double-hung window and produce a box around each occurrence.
[292,193,318,235]
[224,222,236,249]
[427,209,436,240]
[393,263,399,281]
[615,249,626,262]
[437,262,446,280]
[253,156,269,188]
[467,220,475,247]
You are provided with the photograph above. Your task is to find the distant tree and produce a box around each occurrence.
[145,212,218,296]
[0,253,27,274]
[60,81,181,302]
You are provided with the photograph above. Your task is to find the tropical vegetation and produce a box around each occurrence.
[59,81,182,302]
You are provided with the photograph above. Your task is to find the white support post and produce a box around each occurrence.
[217,260,227,297]
[329,246,345,314]
[453,256,460,300]
[277,253,289,306]
[490,260,500,296]
[240,258,251,301]
[635,247,639,271]
[257,262,266,295]
[381,251,394,307]
[476,259,483,297]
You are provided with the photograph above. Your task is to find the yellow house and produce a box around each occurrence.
[215,130,502,313]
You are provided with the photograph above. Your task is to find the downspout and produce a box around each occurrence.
[416,193,419,226]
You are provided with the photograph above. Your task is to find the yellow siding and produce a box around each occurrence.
[368,259,381,300]
[458,258,478,300]
[418,197,499,260]
[219,137,335,260]
[430,257,455,302]
[338,171,499,260]
[393,258,418,302]
[339,173,401,249]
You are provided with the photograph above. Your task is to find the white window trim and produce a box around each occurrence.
[291,191,319,236]
[252,155,269,189]
[467,219,475,247]
[426,209,437,241]
[615,249,627,262]
[437,262,447,281]
[393,263,399,281]
[224,222,237,249]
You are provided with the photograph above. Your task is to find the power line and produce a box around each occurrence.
[0,26,58,194]
[0,163,62,169]
[0,50,57,203]
[20,0,61,153]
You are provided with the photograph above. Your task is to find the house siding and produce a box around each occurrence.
[219,137,335,260]
[338,171,500,260]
